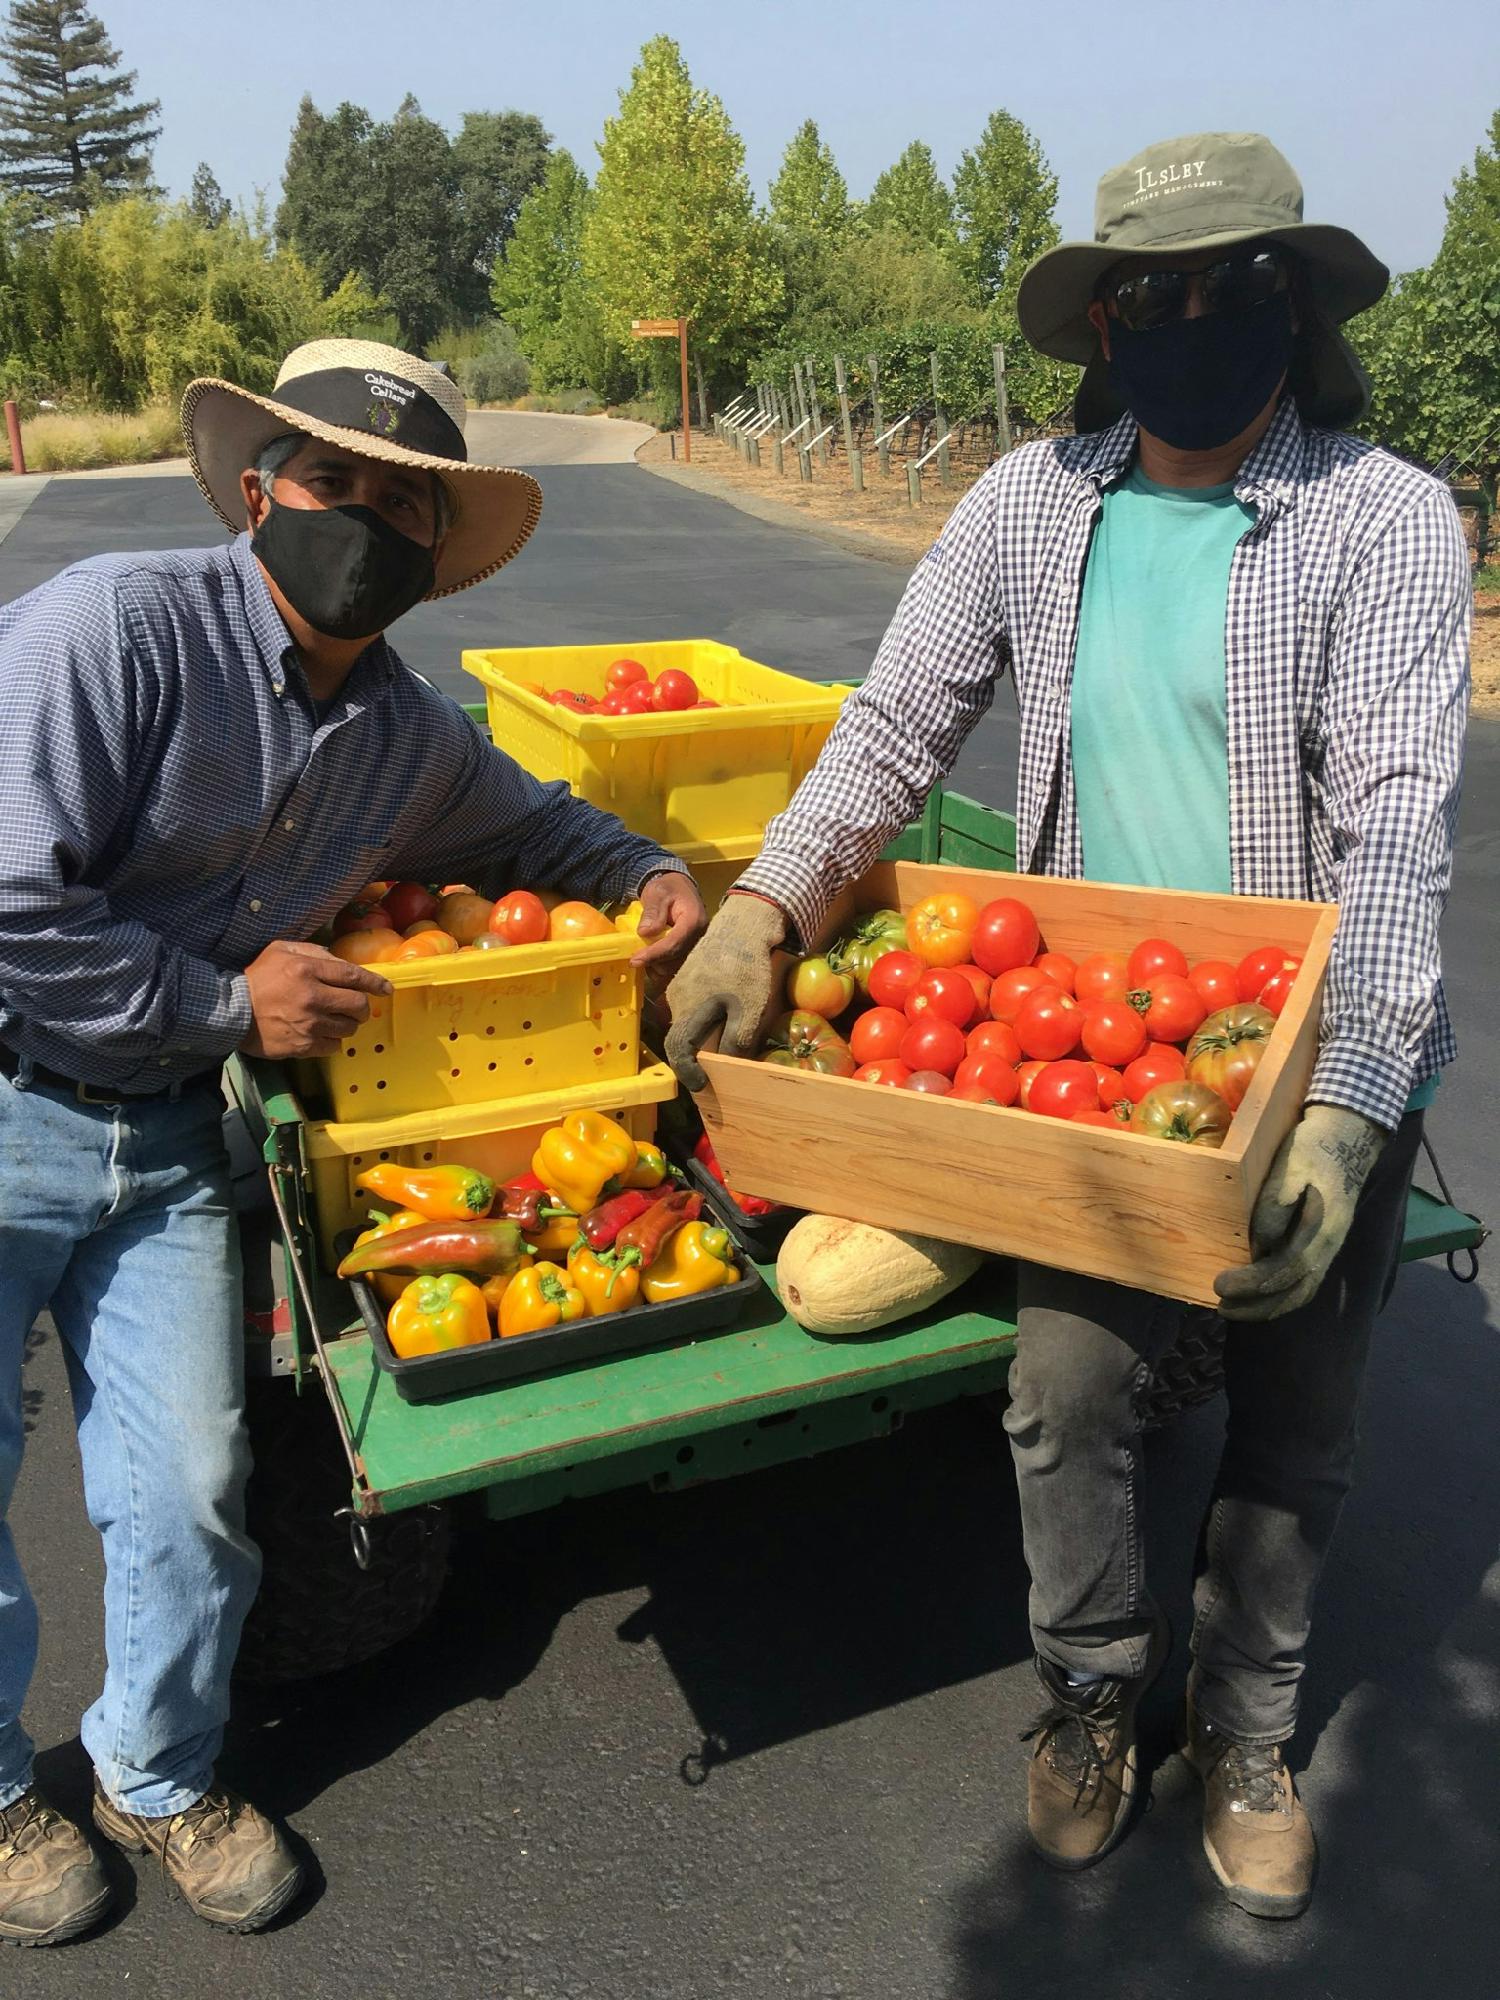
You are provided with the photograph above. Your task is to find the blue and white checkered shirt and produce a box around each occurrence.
[740,401,1470,1131]
[0,533,685,1093]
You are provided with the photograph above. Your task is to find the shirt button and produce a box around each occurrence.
[283,818,295,831]
[159,1058,171,1067]
[249,898,262,913]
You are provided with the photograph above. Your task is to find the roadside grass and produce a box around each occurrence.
[21,402,181,472]
[1474,561,1500,595]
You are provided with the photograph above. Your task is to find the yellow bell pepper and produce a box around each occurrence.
[531,1112,637,1216]
[614,899,644,934]
[624,1140,668,1190]
[640,1221,741,1303]
[566,1243,641,1316]
[480,1262,532,1323]
[386,1274,492,1357]
[498,1261,589,1338]
[351,1209,430,1305]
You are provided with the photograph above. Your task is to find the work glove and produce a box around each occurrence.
[664,892,787,1093]
[1214,1104,1387,1322]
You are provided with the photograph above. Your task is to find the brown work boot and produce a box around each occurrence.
[0,1788,113,1947]
[93,1780,302,1933]
[1179,1696,1317,1919]
[1023,1614,1170,1869]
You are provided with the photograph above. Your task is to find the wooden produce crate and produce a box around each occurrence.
[697,862,1338,1308]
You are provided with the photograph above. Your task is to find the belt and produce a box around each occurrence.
[0,1041,208,1105]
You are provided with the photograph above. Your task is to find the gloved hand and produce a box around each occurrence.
[664,893,788,1093]
[1214,1103,1387,1321]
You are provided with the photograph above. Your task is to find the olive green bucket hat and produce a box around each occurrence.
[1015,131,1389,433]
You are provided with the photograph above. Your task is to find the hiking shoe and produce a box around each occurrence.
[93,1780,303,1933]
[0,1788,113,1947]
[1179,1696,1317,1919]
[1023,1614,1170,1869]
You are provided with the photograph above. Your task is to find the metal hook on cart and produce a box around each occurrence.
[1419,1132,1487,1284]
[335,1507,375,1572]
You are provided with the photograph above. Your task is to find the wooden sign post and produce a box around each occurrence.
[631,317,692,462]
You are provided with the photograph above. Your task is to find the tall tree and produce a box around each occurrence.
[274,95,376,290]
[365,95,462,349]
[584,36,782,418]
[451,109,550,312]
[950,109,1058,310]
[188,159,228,228]
[768,118,849,237]
[492,146,619,392]
[865,140,954,248]
[0,0,158,217]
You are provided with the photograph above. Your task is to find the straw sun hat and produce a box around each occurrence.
[181,338,543,597]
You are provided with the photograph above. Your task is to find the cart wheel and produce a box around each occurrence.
[234,1379,452,1684]
[1136,1313,1226,1431]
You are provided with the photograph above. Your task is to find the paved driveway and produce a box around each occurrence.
[0,435,1495,1998]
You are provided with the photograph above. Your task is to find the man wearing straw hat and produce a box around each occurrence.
[0,338,704,1944]
[668,134,1469,1918]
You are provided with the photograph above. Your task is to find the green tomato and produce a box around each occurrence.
[829,909,910,997]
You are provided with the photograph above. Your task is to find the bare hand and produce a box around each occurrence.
[240,940,392,1061]
[632,871,708,972]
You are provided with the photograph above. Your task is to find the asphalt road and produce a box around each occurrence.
[0,429,1496,2000]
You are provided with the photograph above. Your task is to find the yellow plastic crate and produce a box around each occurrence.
[671,835,760,917]
[297,929,642,1123]
[305,1062,678,1268]
[463,640,848,851]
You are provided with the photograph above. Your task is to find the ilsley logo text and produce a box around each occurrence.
[1135,160,1208,194]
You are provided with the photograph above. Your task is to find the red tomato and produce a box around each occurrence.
[950,1084,1001,1104]
[849,1007,909,1065]
[1074,951,1130,1004]
[618,682,656,714]
[970,897,1040,977]
[488,890,549,946]
[1128,937,1189,986]
[333,903,394,936]
[1122,1045,1188,1100]
[1072,1108,1126,1129]
[967,1019,1022,1065]
[1014,986,1083,1061]
[866,949,924,1011]
[1080,999,1148,1068]
[382,881,440,931]
[1029,1059,1101,1120]
[652,669,700,711]
[899,1015,967,1077]
[853,1058,912,1087]
[1257,965,1300,1017]
[990,966,1055,1024]
[953,1054,1021,1105]
[1237,944,1301,1003]
[1032,950,1077,995]
[951,963,993,1016]
[1016,1060,1048,1108]
[1091,1063,1127,1108]
[1133,974,1206,1044]
[1189,959,1240,1013]
[692,698,720,709]
[902,1069,953,1094]
[605,657,649,691]
[549,688,597,712]
[905,968,977,1029]
[908,891,980,968]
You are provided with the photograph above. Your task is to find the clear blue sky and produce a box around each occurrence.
[110,0,1497,274]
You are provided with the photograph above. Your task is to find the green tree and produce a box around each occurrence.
[950,109,1058,310]
[275,95,377,293]
[584,35,781,419]
[781,226,970,346]
[768,118,849,237]
[364,94,461,348]
[0,0,158,217]
[865,140,954,248]
[492,147,624,394]
[451,109,550,312]
[188,160,228,229]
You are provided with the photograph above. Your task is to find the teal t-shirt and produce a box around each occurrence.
[1070,465,1437,1115]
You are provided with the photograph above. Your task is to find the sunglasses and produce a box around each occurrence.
[1100,249,1290,334]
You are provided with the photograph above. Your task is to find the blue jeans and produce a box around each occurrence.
[0,1062,259,1818]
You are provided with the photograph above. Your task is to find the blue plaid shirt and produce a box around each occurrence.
[741,402,1470,1131]
[0,534,685,1093]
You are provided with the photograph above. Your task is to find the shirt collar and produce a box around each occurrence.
[1061,398,1307,519]
[228,530,399,702]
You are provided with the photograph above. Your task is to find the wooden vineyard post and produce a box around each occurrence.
[805,360,828,467]
[868,354,882,472]
[630,316,691,461]
[850,448,864,492]
[907,463,922,507]
[930,351,952,487]
[834,354,855,470]
[992,343,1013,457]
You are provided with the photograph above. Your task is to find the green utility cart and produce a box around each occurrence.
[228,786,1485,1683]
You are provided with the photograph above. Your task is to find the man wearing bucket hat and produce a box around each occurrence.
[668,134,1469,1916]
[0,338,704,1944]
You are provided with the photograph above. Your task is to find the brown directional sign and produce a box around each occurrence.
[630,318,680,337]
[628,316,693,463]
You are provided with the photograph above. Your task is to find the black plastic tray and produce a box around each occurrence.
[670,1150,801,1262]
[334,1231,765,1402]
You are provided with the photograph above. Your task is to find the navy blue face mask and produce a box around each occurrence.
[1105,293,1294,451]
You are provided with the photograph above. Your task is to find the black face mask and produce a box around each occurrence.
[1105,294,1294,452]
[251,500,435,640]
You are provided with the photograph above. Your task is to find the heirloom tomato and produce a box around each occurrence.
[1032,950,1077,995]
[331,928,397,966]
[1189,959,1240,1013]
[1121,1045,1187,1101]
[902,1069,953,1094]
[382,881,440,932]
[908,891,980,968]
[760,1011,856,1076]
[1074,951,1130,1004]
[952,1054,1021,1105]
[1080,1000,1148,1068]
[1014,986,1083,1061]
[1130,973,1206,1044]
[866,948,924,1011]
[333,903,393,937]
[848,1007,909,1066]
[906,968,977,1029]
[1029,1060,1101,1121]
[967,1019,1022,1065]
[1186,1003,1277,1111]
[1127,937,1188,985]
[549,900,615,941]
[829,909,909,996]
[489,890,549,945]
[970,897,1040,976]
[436,892,496,946]
[1237,944,1301,1003]
[853,1057,912,1087]
[1129,1080,1232,1148]
[989,966,1054,1024]
[787,955,856,1019]
[899,1015,967,1077]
